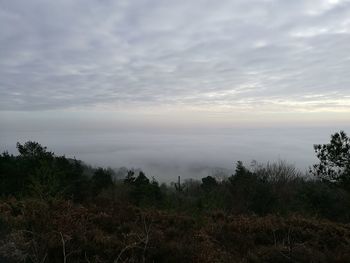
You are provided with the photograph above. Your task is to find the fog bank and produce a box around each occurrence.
[1,113,348,182]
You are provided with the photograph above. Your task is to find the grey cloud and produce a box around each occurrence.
[1,0,350,111]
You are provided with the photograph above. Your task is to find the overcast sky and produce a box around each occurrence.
[1,0,350,179]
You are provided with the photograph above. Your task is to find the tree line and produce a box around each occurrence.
[1,131,350,221]
[1,131,350,262]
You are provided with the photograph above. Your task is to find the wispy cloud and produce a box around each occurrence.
[1,0,350,113]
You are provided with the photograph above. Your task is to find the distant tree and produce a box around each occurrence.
[201,176,218,192]
[28,161,62,200]
[0,151,22,196]
[17,141,53,159]
[134,171,150,186]
[92,168,114,194]
[124,171,162,206]
[229,161,254,184]
[150,176,162,200]
[0,141,87,199]
[0,142,55,196]
[124,170,136,184]
[312,131,350,190]
[228,161,260,213]
[174,176,184,192]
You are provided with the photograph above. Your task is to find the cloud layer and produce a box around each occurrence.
[1,0,350,112]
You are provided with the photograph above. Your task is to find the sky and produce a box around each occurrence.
[1,0,350,180]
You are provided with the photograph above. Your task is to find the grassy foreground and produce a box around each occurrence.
[1,197,350,263]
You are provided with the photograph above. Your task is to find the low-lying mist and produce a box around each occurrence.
[2,115,348,182]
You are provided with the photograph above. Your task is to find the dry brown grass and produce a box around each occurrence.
[1,198,350,263]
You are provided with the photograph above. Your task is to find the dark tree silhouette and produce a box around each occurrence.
[312,131,350,190]
[0,141,86,199]
[17,141,53,159]
[124,170,136,184]
[201,176,218,192]
[134,171,150,186]
[92,167,114,194]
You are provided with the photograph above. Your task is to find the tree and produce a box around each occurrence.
[0,151,22,196]
[28,161,62,200]
[229,161,254,184]
[123,171,162,206]
[228,161,259,213]
[17,141,53,159]
[134,171,150,186]
[91,168,114,194]
[312,131,350,190]
[124,170,136,184]
[201,176,218,192]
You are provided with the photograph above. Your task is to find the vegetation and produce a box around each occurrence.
[0,131,350,262]
[311,131,350,191]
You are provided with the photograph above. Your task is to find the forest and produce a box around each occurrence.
[1,131,350,262]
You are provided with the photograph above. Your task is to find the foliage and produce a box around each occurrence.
[1,135,350,262]
[124,171,163,206]
[312,131,350,190]
[91,167,114,195]
[201,176,218,192]
[1,198,350,263]
[16,141,53,159]
[0,142,86,200]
